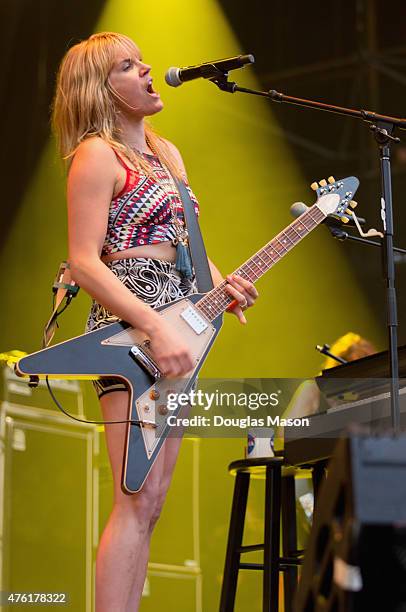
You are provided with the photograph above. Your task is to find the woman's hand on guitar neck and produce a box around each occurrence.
[225,274,259,325]
[147,318,195,377]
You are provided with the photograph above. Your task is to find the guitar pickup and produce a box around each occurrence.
[130,345,162,379]
[180,305,208,335]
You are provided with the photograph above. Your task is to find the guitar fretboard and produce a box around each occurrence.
[195,203,326,322]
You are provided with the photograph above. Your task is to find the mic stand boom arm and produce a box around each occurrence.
[210,75,406,431]
[328,227,406,257]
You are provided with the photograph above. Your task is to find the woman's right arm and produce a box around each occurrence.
[67,137,194,376]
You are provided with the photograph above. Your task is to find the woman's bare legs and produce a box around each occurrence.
[126,435,184,610]
[95,390,184,612]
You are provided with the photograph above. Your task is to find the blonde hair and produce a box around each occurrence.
[52,31,182,177]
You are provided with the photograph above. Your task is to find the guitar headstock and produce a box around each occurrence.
[311,176,360,222]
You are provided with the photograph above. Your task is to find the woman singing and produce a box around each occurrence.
[52,32,258,611]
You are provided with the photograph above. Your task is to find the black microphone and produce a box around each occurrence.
[165,54,255,87]
[290,202,366,228]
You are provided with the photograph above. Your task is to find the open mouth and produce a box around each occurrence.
[146,79,159,97]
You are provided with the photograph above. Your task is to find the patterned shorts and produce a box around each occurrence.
[85,257,197,398]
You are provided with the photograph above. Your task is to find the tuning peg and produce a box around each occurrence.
[349,200,358,209]
[319,179,327,187]
[345,208,353,216]
[310,182,319,191]
[341,216,350,224]
[327,176,336,184]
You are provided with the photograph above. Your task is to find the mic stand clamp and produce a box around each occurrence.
[329,227,350,241]
[369,123,400,145]
[210,73,237,93]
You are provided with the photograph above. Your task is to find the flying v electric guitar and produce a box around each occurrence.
[16,176,359,492]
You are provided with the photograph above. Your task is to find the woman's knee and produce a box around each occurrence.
[146,444,183,532]
[147,479,172,533]
[117,480,169,535]
[116,479,162,528]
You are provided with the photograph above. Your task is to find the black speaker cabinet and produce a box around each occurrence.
[296,433,406,612]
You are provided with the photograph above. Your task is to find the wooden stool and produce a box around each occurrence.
[219,457,303,612]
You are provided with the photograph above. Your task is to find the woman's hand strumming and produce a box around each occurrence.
[148,318,194,377]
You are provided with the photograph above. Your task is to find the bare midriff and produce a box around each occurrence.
[101,240,177,264]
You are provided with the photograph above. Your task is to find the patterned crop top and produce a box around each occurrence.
[102,152,200,255]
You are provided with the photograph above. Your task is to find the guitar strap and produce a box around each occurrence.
[175,179,214,293]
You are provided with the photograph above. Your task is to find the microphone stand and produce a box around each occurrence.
[327,227,406,257]
[210,73,406,431]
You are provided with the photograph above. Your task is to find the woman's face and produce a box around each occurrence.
[108,44,163,118]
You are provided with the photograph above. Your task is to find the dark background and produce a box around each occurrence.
[2,0,406,343]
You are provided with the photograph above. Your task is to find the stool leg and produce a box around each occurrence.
[281,475,298,612]
[219,471,250,612]
[312,460,327,511]
[263,464,281,612]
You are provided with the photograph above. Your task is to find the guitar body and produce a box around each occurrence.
[16,292,223,492]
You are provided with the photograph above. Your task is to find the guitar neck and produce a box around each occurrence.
[195,203,326,322]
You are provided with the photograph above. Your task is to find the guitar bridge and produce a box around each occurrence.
[130,345,162,379]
